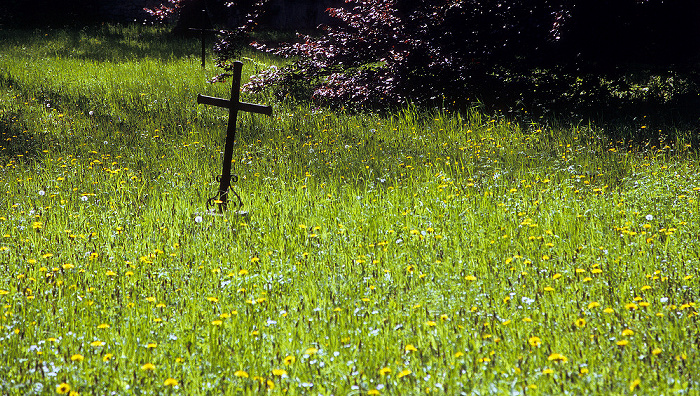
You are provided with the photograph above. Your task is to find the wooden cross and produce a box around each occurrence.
[196,61,272,213]
[187,27,225,68]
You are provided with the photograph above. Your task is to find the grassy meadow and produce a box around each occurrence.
[0,24,699,395]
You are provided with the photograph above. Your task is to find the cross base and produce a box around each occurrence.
[195,209,251,219]
[206,181,242,213]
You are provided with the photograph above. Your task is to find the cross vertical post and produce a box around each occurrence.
[187,27,210,68]
[218,61,242,211]
[200,28,206,68]
[196,61,273,213]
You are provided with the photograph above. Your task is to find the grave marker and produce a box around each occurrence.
[187,27,224,68]
[196,61,272,214]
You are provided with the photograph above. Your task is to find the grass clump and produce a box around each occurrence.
[0,25,698,395]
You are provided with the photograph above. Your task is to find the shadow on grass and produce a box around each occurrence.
[0,24,203,62]
[0,111,40,161]
[473,65,700,149]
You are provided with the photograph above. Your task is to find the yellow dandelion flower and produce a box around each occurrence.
[543,286,555,292]
[284,355,296,365]
[465,275,477,281]
[163,378,179,387]
[603,308,615,314]
[211,320,223,326]
[238,269,249,276]
[272,368,287,376]
[426,320,437,327]
[102,353,113,362]
[397,369,412,378]
[652,348,662,356]
[547,353,568,363]
[146,343,157,349]
[206,296,219,303]
[70,354,84,362]
[621,329,634,336]
[234,370,249,378]
[574,318,586,328]
[56,383,71,394]
[379,367,391,376]
[304,347,318,355]
[404,344,417,353]
[587,301,601,309]
[454,351,464,358]
[616,340,629,346]
[528,336,542,347]
[542,368,554,375]
[625,302,638,310]
[90,340,105,347]
[105,270,117,277]
[97,323,110,329]
[630,378,641,391]
[141,363,156,371]
[368,390,380,395]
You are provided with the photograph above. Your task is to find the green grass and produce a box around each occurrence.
[1,24,699,395]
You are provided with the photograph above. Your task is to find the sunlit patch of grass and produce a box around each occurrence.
[0,25,698,395]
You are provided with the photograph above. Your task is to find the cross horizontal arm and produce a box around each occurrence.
[197,94,273,116]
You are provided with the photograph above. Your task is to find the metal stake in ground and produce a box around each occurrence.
[196,61,272,213]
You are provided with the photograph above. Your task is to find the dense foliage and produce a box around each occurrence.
[143,0,185,23]
[229,0,700,114]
